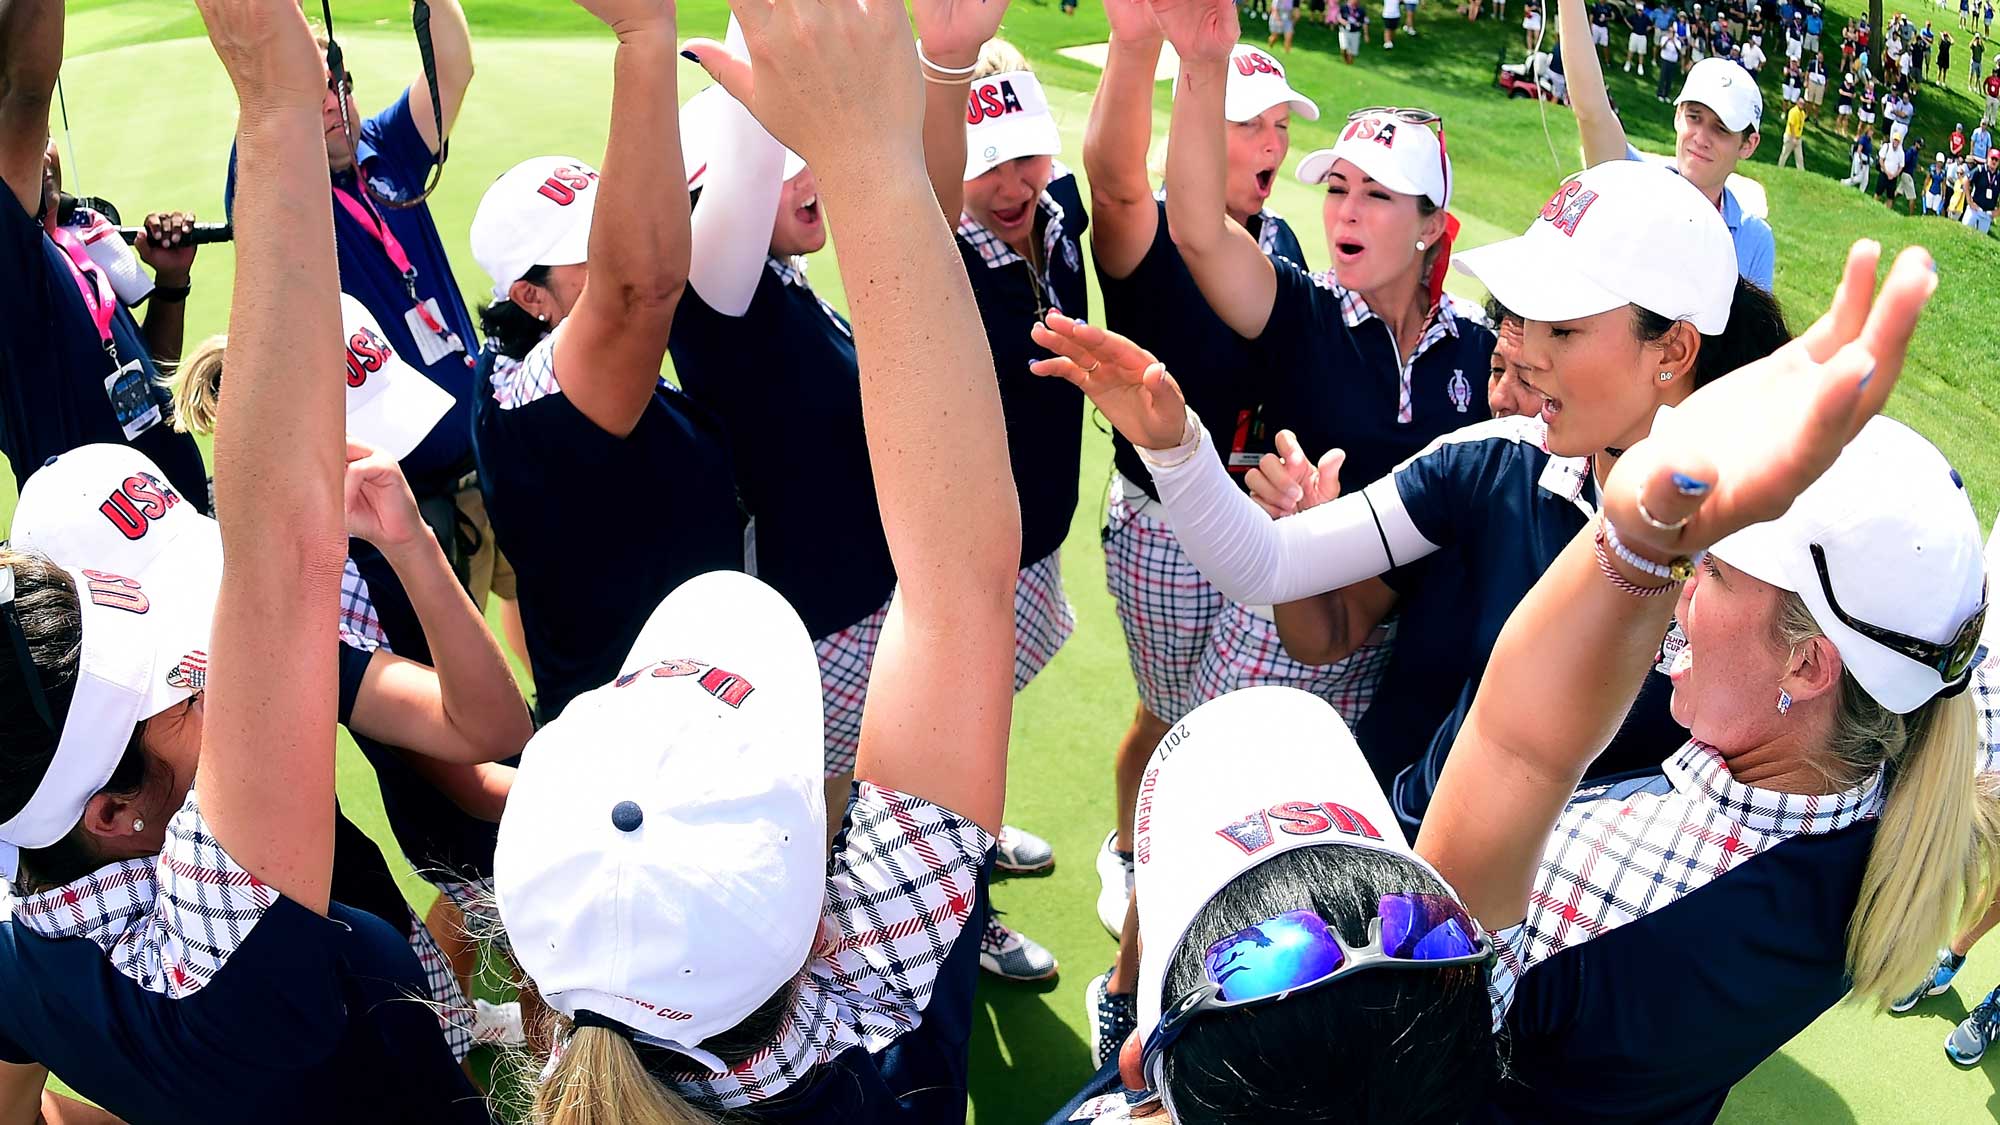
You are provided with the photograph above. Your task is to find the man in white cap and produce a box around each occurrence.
[1559,0,1776,289]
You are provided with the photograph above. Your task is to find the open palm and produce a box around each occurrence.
[1147,0,1240,61]
[1104,0,1164,42]
[1029,310,1189,451]
[912,0,1012,59]
[1602,242,1938,562]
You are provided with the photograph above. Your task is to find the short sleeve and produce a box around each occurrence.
[338,640,375,725]
[813,782,994,1048]
[357,90,439,194]
[1390,428,1523,548]
[1737,217,1776,291]
[137,795,284,999]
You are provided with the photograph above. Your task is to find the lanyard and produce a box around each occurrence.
[332,181,448,336]
[48,225,118,359]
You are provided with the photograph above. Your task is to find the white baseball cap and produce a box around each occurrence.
[1982,512,2000,655]
[1708,417,1986,715]
[339,294,454,462]
[495,570,827,1071]
[679,85,805,194]
[1,445,222,879]
[1133,686,1471,1059]
[1677,57,1765,132]
[469,155,601,302]
[964,70,1063,180]
[1222,45,1320,123]
[1450,160,1737,335]
[1295,109,1451,208]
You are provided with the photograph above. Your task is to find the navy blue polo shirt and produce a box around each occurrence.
[0,898,488,1124]
[1350,417,1683,821]
[224,91,477,487]
[0,194,208,511]
[1100,202,1307,501]
[1475,774,1878,1124]
[958,173,1091,568]
[1251,257,1496,497]
[669,263,894,640]
[473,336,744,723]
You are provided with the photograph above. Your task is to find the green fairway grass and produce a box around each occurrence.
[35,1,2000,1120]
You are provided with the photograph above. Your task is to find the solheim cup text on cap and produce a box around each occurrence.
[340,294,455,462]
[1449,160,1736,334]
[469,156,601,302]
[1223,45,1321,123]
[963,71,1063,181]
[1294,111,1450,208]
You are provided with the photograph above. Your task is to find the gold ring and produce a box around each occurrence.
[1635,495,1691,532]
[1082,360,1101,374]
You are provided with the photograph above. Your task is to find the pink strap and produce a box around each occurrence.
[47,226,116,348]
[332,183,447,336]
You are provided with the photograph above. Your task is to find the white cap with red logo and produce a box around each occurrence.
[1221,45,1320,123]
[1133,686,1462,1051]
[964,70,1063,180]
[1,445,222,880]
[1295,109,1451,208]
[680,85,806,193]
[470,155,602,302]
[1450,159,1737,335]
[1676,57,1765,133]
[339,293,455,462]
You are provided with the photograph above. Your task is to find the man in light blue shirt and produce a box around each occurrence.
[1975,121,1994,161]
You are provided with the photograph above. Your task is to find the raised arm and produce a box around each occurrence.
[1155,0,1279,338]
[1418,242,1935,931]
[681,21,784,317]
[911,0,1011,223]
[343,444,532,765]
[408,0,472,153]
[194,0,348,914]
[552,0,689,438]
[1084,0,1168,279]
[701,0,1019,832]
[1559,0,1631,165]
[0,0,60,215]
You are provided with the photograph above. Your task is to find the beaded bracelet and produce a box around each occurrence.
[1594,520,1680,598]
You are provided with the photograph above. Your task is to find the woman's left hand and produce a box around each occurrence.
[912,0,1011,62]
[343,441,429,552]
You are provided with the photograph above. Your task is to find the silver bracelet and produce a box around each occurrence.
[1135,410,1204,471]
[915,40,980,77]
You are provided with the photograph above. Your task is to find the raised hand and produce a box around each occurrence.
[689,0,921,172]
[136,211,197,282]
[913,0,1013,63]
[194,0,324,105]
[1602,241,1936,564]
[1246,430,1345,518]
[1029,310,1188,451]
[343,441,429,553]
[1148,0,1240,61]
[1105,0,1165,43]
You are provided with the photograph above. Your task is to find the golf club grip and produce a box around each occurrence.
[116,223,234,247]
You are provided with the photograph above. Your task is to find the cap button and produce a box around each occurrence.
[611,801,644,832]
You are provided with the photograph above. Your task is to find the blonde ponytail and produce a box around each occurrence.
[160,334,227,436]
[1847,689,2000,1007]
[534,1025,722,1125]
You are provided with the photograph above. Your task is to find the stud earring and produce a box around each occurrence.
[1657,370,1675,382]
[131,819,146,834]
[1777,690,1793,715]
[1415,239,1427,250]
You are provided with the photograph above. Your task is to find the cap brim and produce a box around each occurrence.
[1295,143,1442,205]
[1451,235,1631,324]
[347,365,456,463]
[1228,89,1322,123]
[964,115,1063,180]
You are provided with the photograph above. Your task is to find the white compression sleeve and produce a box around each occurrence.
[1142,417,1441,606]
[686,19,786,318]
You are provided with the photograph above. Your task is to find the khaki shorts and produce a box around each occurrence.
[455,483,518,604]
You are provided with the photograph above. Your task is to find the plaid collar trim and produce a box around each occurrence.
[766,255,811,288]
[1319,270,1465,343]
[956,190,1068,273]
[1151,189,1284,254]
[12,857,155,943]
[1664,739,1885,835]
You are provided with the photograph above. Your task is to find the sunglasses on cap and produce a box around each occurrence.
[1346,105,1449,197]
[1810,544,1987,695]
[1141,894,1491,1088]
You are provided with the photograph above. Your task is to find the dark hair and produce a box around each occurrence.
[0,551,152,891]
[1484,295,1522,328]
[478,264,554,362]
[1158,845,1496,1124]
[1632,276,1791,389]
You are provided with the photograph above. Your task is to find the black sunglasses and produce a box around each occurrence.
[1810,543,1987,691]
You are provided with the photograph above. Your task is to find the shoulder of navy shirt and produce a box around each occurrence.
[669,267,895,639]
[471,341,744,724]
[1251,255,1497,493]
[960,171,1092,568]
[225,90,478,485]
[1473,776,1877,1125]
[0,898,490,1124]
[0,193,209,511]
[1100,200,1306,502]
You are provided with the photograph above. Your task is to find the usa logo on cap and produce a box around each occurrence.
[1539,179,1601,236]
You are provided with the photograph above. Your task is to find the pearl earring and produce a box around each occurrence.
[1415,239,1427,251]
[131,819,146,834]
[1657,370,1675,382]
[1777,690,1793,715]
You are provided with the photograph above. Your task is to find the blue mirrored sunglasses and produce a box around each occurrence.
[1140,895,1492,1089]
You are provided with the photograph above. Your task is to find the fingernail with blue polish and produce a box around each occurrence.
[1672,473,1711,496]
[680,50,700,63]
[1858,363,1876,390]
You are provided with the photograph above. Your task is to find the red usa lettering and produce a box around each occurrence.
[1234,51,1284,77]
[966,79,1026,124]
[81,569,149,614]
[344,326,393,388]
[1338,118,1399,149]
[535,165,600,206]
[1215,800,1383,856]
[614,658,755,709]
[1538,180,1600,235]
[98,473,183,541]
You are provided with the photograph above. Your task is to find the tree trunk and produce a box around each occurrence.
[1868,0,1884,80]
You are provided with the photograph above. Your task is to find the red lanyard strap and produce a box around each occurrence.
[48,225,116,350]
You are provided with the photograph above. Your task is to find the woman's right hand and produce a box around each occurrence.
[1148,0,1241,61]
[194,0,324,105]
[1106,0,1166,43]
[1246,430,1345,519]
[1029,310,1189,450]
